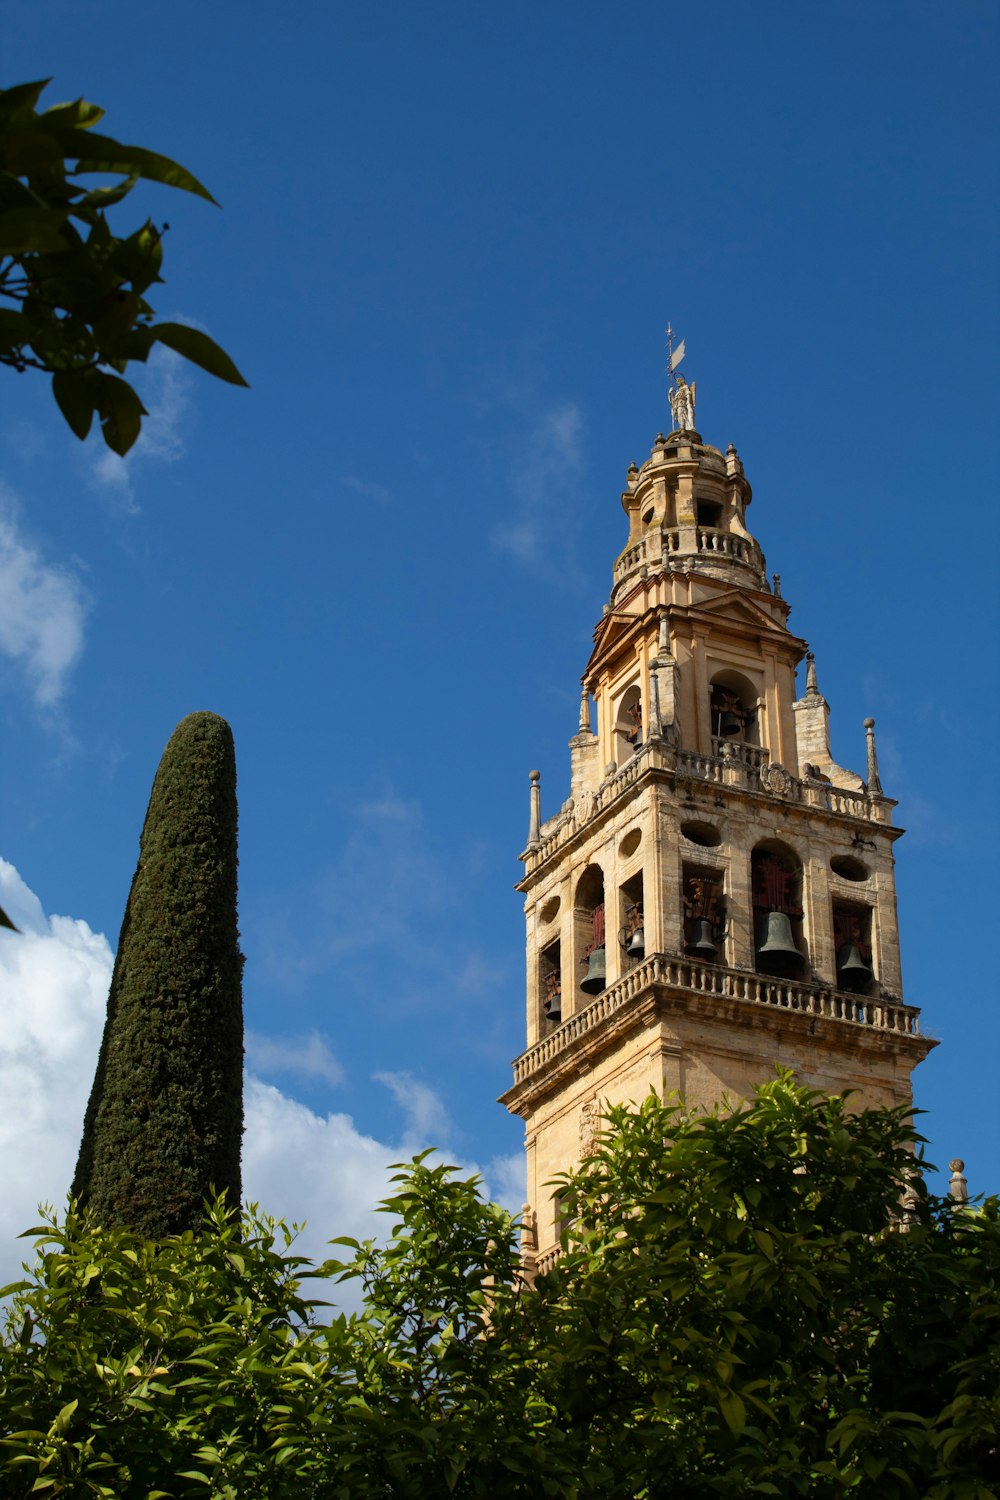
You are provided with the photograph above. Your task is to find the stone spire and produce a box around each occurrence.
[864,718,883,797]
[527,770,541,849]
[805,651,819,696]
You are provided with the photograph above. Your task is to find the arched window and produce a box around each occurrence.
[575,865,606,1000]
[682,865,726,963]
[538,937,562,1025]
[615,684,643,764]
[710,669,761,748]
[832,903,874,994]
[751,842,805,977]
[618,871,644,968]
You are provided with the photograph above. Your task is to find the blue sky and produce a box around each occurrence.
[1,1,998,1279]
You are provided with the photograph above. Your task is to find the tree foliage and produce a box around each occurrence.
[3,1080,997,1497]
[72,712,244,1238]
[0,79,247,454]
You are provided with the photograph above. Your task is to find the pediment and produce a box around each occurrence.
[584,608,647,677]
[686,590,794,638]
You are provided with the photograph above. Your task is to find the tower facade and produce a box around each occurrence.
[500,371,934,1273]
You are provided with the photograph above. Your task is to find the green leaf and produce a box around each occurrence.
[94,372,146,454]
[67,133,218,204]
[76,176,139,213]
[0,80,52,115]
[0,206,68,253]
[719,1391,746,1433]
[152,322,248,386]
[41,95,105,132]
[48,1398,79,1436]
[52,371,96,440]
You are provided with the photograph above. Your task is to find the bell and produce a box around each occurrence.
[626,926,645,959]
[686,918,717,959]
[836,943,871,993]
[544,993,562,1023]
[580,946,607,995]
[718,710,743,737]
[756,911,801,974]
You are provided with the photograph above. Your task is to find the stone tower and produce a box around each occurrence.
[500,368,934,1274]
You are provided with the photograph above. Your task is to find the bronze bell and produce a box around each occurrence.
[544,993,562,1023]
[580,946,607,996]
[756,911,801,974]
[686,918,717,959]
[718,709,743,737]
[836,943,871,993]
[626,926,645,960]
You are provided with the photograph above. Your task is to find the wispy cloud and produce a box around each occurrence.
[0,491,89,708]
[246,1030,344,1087]
[87,346,192,512]
[341,475,393,506]
[374,1069,454,1150]
[491,400,587,577]
[252,792,451,987]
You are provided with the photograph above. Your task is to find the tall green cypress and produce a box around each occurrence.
[73,712,244,1237]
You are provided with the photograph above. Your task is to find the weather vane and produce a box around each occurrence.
[665,324,696,433]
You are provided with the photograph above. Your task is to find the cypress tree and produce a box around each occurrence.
[73,712,244,1236]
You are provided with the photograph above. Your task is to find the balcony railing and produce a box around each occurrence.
[523,742,889,873]
[511,952,924,1086]
[613,526,766,585]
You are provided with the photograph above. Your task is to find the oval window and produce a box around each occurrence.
[681,821,722,848]
[619,828,642,858]
[539,895,561,923]
[830,855,869,882]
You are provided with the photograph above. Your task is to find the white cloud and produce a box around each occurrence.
[374,1069,454,1151]
[241,1077,399,1267]
[0,861,518,1304]
[0,494,88,708]
[87,346,191,511]
[0,858,113,1273]
[483,1150,527,1214]
[245,1029,344,1087]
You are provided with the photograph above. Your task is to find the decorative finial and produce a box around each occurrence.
[864,718,883,797]
[805,650,819,696]
[578,687,591,734]
[949,1159,968,1204]
[772,573,782,597]
[527,770,541,849]
[658,616,671,657]
[646,669,663,741]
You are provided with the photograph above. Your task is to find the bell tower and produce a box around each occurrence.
[500,355,935,1274]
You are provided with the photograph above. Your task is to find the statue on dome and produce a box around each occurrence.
[669,374,696,432]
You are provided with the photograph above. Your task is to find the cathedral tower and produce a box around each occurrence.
[500,359,934,1274]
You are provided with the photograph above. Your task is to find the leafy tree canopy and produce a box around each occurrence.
[0,79,247,455]
[2,1079,997,1498]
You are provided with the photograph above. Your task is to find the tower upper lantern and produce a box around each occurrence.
[615,423,764,602]
[502,351,934,1276]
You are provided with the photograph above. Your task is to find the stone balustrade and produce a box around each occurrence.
[710,737,769,769]
[612,526,764,585]
[511,952,923,1085]
[533,1245,562,1278]
[523,737,889,873]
